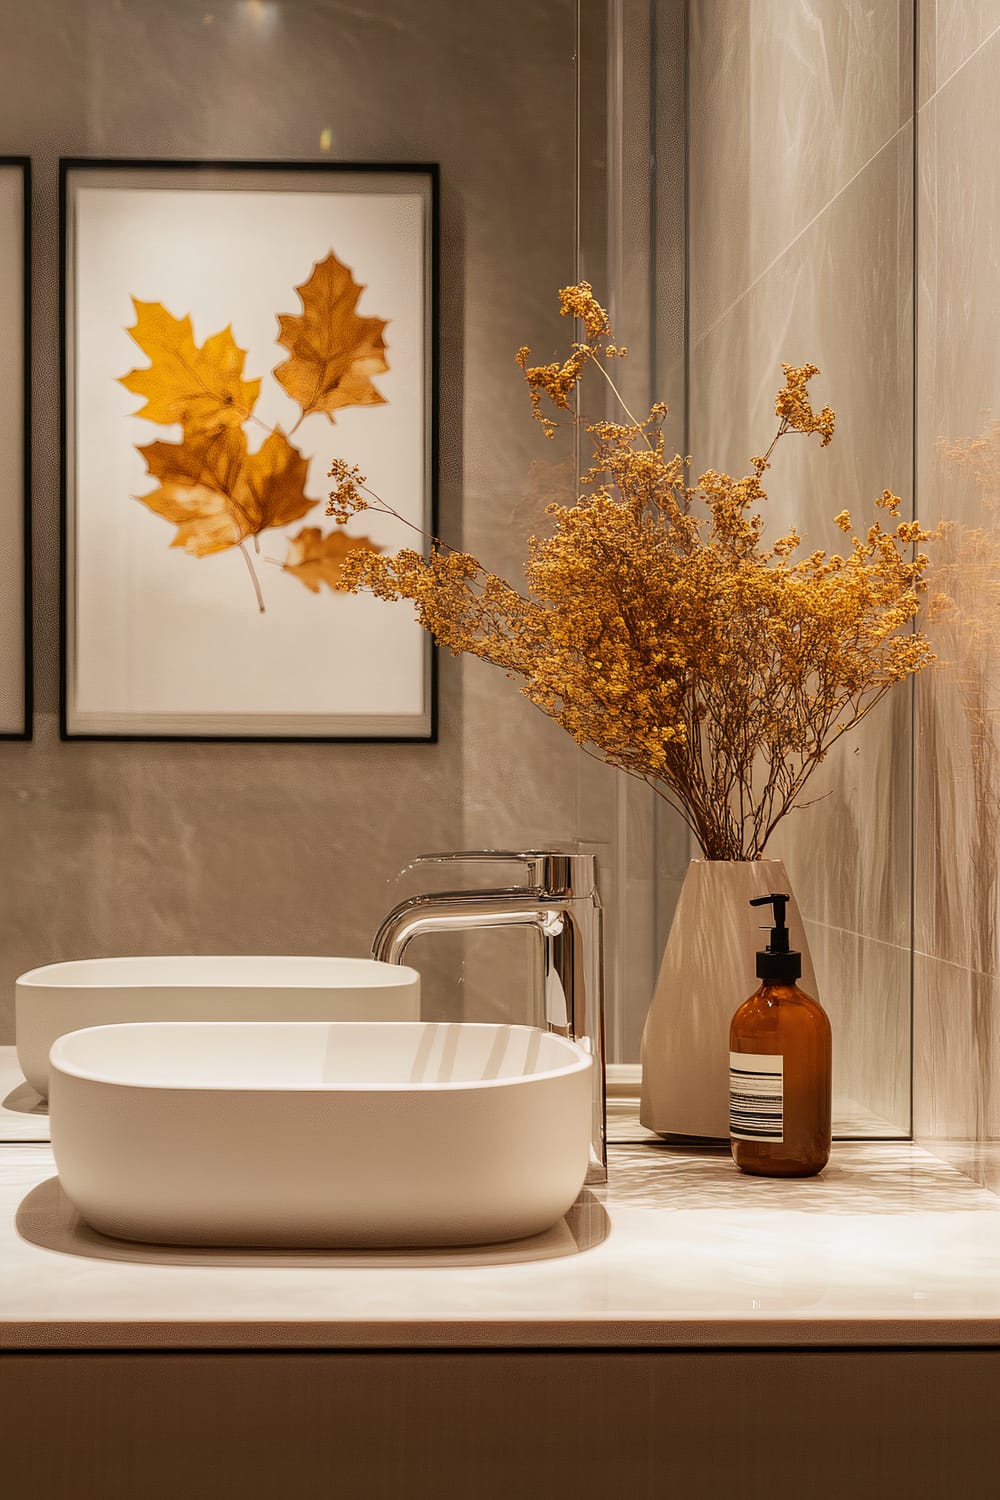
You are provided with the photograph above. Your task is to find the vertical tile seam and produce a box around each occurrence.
[691,119,912,350]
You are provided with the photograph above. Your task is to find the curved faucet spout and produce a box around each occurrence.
[373,891,559,967]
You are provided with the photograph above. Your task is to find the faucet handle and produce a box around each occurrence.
[397,850,596,899]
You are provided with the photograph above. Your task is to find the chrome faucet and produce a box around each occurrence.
[372,851,607,1182]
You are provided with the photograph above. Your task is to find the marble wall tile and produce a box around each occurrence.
[690,131,913,954]
[769,691,913,951]
[689,0,913,341]
[913,954,1000,1139]
[913,655,1000,980]
[687,9,915,1128]
[806,921,911,1135]
[918,0,1000,107]
[914,30,1000,979]
[912,20,1000,1143]
[915,50,1000,532]
[689,129,913,515]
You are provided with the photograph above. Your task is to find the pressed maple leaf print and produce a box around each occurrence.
[282,525,383,593]
[274,251,389,424]
[137,428,316,557]
[119,300,260,437]
[120,254,391,611]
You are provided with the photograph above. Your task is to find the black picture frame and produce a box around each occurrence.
[59,159,437,744]
[0,156,33,740]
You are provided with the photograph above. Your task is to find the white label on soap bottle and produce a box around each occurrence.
[729,1052,784,1142]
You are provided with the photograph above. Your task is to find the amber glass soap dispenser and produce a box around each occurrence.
[729,893,832,1178]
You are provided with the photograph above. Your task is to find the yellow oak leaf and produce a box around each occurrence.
[119,300,261,437]
[137,428,316,556]
[274,252,389,423]
[282,526,384,593]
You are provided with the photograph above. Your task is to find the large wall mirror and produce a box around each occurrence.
[1,1,915,1146]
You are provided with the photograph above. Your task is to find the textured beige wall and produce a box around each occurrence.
[686,0,915,1133]
[0,1,663,1048]
[913,0,1000,1147]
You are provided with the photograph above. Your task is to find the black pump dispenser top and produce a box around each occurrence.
[749,892,802,983]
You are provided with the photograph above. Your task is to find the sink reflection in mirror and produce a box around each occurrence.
[15,955,421,1100]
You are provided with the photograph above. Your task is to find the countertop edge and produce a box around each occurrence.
[4,1317,1000,1352]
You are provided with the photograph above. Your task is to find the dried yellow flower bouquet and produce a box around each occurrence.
[328,284,935,861]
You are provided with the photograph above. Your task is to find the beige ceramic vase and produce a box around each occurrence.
[639,859,818,1140]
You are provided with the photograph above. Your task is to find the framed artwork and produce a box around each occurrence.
[0,158,32,739]
[60,159,437,740]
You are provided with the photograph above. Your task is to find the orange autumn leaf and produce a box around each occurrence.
[137,428,316,556]
[282,525,384,593]
[119,300,261,437]
[274,252,389,422]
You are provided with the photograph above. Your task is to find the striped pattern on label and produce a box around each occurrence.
[729,1051,784,1142]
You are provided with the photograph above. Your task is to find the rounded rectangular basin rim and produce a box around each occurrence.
[18,956,421,991]
[48,1021,594,1093]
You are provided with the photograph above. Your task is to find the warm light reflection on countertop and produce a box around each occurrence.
[1,1050,999,1351]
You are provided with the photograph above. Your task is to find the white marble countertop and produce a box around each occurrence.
[3,1049,1000,1352]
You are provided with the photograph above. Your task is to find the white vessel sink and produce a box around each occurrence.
[16,956,420,1099]
[48,1021,593,1248]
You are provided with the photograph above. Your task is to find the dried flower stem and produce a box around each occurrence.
[327,283,936,859]
[238,541,265,614]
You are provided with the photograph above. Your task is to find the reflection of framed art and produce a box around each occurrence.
[60,159,437,741]
[0,158,32,739]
